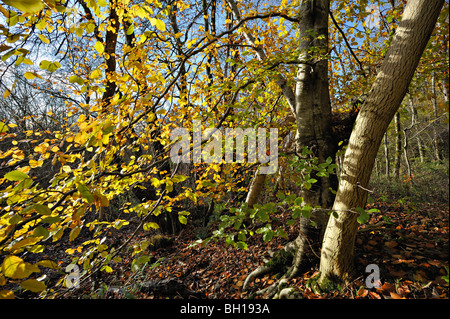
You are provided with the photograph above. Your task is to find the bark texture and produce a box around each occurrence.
[319,0,445,284]
[291,0,336,274]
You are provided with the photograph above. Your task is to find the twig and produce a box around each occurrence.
[329,10,366,77]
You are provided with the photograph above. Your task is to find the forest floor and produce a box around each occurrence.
[49,194,449,300]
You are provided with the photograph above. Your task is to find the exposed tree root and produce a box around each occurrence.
[243,216,326,299]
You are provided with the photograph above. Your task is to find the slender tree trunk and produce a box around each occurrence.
[431,73,442,161]
[102,0,119,104]
[384,132,390,176]
[393,111,402,179]
[408,97,425,163]
[403,126,412,178]
[245,173,266,208]
[319,0,444,285]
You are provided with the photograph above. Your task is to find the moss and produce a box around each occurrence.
[264,249,294,274]
[305,272,344,294]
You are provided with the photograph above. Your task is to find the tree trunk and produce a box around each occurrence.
[245,173,266,208]
[431,73,442,161]
[393,111,402,179]
[407,97,425,163]
[283,0,337,278]
[384,132,390,176]
[319,0,444,285]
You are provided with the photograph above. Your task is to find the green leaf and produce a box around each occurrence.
[126,24,135,35]
[4,170,29,181]
[69,226,81,241]
[294,197,303,206]
[178,215,187,225]
[236,241,248,249]
[34,204,51,216]
[263,230,273,242]
[76,184,94,204]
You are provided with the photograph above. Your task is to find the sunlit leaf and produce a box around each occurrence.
[2,0,45,13]
[1,255,40,279]
[4,170,29,181]
[20,279,46,293]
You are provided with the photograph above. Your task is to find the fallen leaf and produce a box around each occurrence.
[381,282,396,294]
[369,291,381,299]
[384,241,398,248]
[357,287,368,297]
[390,292,406,299]
[397,286,411,296]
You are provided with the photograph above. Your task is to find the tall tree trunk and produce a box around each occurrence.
[288,0,336,276]
[384,132,390,176]
[393,111,402,179]
[407,97,425,163]
[102,0,119,104]
[319,0,444,285]
[431,73,442,161]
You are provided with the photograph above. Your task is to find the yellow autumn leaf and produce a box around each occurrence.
[20,279,46,293]
[1,255,40,279]
[155,19,165,31]
[38,34,50,44]
[62,165,71,173]
[94,41,104,54]
[0,290,14,299]
[0,122,8,133]
[29,159,43,168]
[3,89,10,98]
[8,236,43,252]
[74,131,87,145]
[50,145,60,152]
[89,69,102,79]
[93,191,109,208]
[2,0,45,13]
[24,72,35,80]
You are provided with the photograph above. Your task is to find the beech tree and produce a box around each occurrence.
[0,0,447,299]
[319,0,445,285]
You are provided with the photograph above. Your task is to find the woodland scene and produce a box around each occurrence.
[0,0,448,302]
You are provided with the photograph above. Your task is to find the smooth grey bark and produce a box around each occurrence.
[289,0,336,280]
[319,0,444,284]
